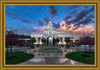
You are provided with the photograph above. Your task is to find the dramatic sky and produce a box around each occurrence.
[6,5,95,39]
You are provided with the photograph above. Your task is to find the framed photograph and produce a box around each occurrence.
[0,0,100,70]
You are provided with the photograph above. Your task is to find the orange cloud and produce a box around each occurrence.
[40,25,49,32]
[33,20,94,39]
[67,19,71,21]
[33,25,49,33]
[56,20,94,39]
[33,27,37,29]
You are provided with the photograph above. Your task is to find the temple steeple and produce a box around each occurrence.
[49,17,52,29]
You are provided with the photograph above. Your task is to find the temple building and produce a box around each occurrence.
[31,20,75,45]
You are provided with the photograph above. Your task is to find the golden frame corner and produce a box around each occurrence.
[0,0,100,70]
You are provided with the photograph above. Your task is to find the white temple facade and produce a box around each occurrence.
[31,20,75,45]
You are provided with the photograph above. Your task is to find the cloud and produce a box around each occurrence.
[73,10,90,22]
[71,25,94,37]
[6,11,33,24]
[48,6,59,17]
[43,17,50,25]
[19,18,31,23]
[9,16,18,19]
[72,6,94,22]
[55,20,94,39]
[33,18,44,26]
[68,6,80,9]
[83,6,90,9]
[32,27,41,33]
[53,23,60,29]
[89,6,94,12]
[61,6,66,10]
[63,15,71,21]
[73,14,94,28]
[69,10,78,14]
[88,14,94,19]
[25,14,44,26]
[32,25,49,33]
[40,25,49,32]
[37,20,44,26]
[6,11,19,18]
[62,6,94,27]
[25,14,34,19]
[78,18,92,25]
[25,14,45,26]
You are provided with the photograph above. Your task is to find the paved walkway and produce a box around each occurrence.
[17,47,88,65]
[18,48,84,65]
[18,56,84,65]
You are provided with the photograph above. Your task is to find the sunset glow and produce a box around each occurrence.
[6,5,95,39]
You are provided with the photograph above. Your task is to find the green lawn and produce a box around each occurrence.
[41,47,59,50]
[41,45,59,47]
[40,45,60,50]
[65,51,94,64]
[6,52,34,64]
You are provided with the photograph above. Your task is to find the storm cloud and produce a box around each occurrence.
[73,10,90,22]
[63,15,72,21]
[43,17,50,25]
[48,6,59,17]
[19,18,32,23]
[6,11,19,18]
[53,22,60,29]
[73,6,94,22]
[79,18,92,25]
[68,6,80,9]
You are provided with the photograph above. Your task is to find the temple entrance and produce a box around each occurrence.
[60,38,63,44]
[47,36,53,45]
[38,37,42,44]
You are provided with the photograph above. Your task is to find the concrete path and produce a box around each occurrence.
[18,48,85,65]
[18,56,84,65]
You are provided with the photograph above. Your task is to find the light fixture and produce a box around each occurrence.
[49,37,52,40]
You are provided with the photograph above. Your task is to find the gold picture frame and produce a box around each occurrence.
[0,0,100,70]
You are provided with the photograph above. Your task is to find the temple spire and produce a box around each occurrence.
[49,17,52,29]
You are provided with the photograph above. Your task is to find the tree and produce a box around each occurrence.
[55,37,60,44]
[6,30,31,58]
[80,32,94,52]
[80,36,88,56]
[79,32,94,57]
[88,32,95,52]
[53,37,55,45]
[90,37,94,52]
[65,37,71,47]
[41,38,46,44]
[74,40,81,46]
[6,30,16,58]
[30,37,36,45]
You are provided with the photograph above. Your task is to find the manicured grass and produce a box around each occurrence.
[65,51,94,64]
[41,47,59,50]
[6,52,34,64]
[41,45,59,47]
